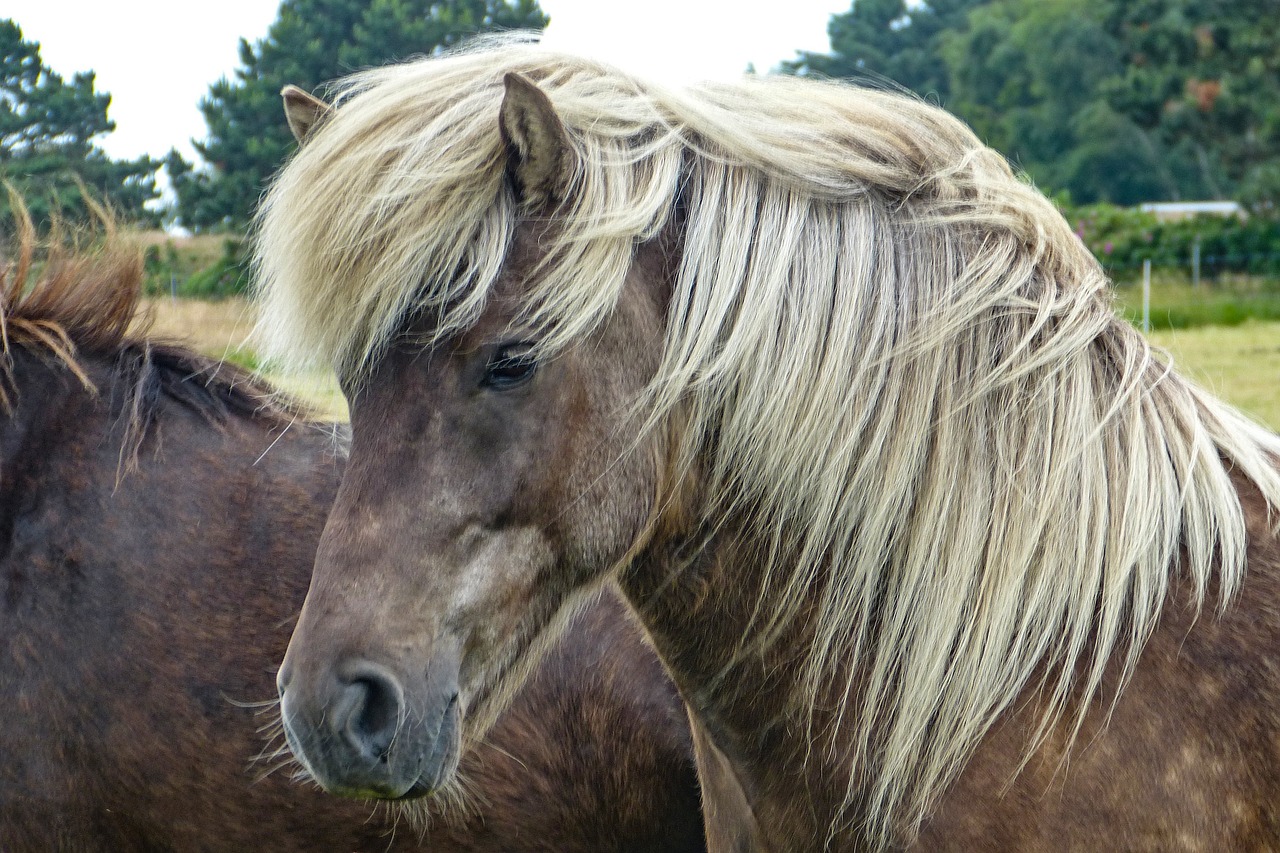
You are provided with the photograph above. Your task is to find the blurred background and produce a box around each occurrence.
[2,0,1277,425]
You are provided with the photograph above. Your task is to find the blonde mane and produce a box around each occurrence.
[254,39,1280,846]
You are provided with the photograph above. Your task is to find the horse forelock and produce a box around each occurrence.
[252,37,1280,847]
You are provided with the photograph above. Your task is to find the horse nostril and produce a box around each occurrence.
[336,666,403,763]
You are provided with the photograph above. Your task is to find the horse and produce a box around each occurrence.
[254,40,1280,851]
[0,206,705,851]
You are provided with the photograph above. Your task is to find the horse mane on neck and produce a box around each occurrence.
[253,39,1280,846]
[1,200,304,467]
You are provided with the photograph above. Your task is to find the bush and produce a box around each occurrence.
[1062,202,1280,280]
[142,235,249,298]
[180,238,250,298]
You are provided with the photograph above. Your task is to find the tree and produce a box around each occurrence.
[787,0,1280,209]
[0,20,160,229]
[170,0,548,232]
[942,0,1280,206]
[939,0,1172,204]
[1100,0,1280,208]
[785,0,988,99]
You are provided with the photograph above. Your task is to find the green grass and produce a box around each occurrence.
[1113,276,1280,330]
[1148,320,1280,431]
[146,297,347,421]
[262,370,348,422]
[132,230,250,299]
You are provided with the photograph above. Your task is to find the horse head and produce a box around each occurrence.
[274,73,675,799]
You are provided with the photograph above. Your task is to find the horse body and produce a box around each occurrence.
[620,479,1280,849]
[0,228,704,851]
[916,487,1280,850]
[1,346,360,851]
[257,42,1280,850]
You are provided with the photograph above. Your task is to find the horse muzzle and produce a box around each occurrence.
[277,645,462,799]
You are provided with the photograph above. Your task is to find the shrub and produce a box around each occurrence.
[142,236,250,298]
[180,238,250,298]
[1062,202,1280,280]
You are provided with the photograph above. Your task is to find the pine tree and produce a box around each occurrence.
[0,20,160,229]
[785,0,987,99]
[170,0,548,232]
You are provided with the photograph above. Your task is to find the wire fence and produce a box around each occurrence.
[1103,250,1280,283]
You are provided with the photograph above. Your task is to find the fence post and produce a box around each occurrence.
[1142,258,1151,333]
[1191,236,1201,288]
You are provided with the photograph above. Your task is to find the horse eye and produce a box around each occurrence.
[482,343,538,390]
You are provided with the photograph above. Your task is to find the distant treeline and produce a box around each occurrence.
[4,0,1278,235]
[140,206,1280,302]
[788,0,1279,210]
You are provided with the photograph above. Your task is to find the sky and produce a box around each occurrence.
[6,0,853,165]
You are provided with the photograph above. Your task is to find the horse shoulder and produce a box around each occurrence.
[918,474,1280,850]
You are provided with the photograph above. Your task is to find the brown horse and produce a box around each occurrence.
[0,209,704,850]
[256,42,1280,851]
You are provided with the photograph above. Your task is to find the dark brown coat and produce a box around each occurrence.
[0,235,704,851]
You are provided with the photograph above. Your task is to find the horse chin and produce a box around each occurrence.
[406,691,463,799]
[399,779,436,799]
[360,689,463,801]
[399,748,461,801]
[305,710,461,802]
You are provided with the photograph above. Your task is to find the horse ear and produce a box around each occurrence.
[499,73,574,207]
[282,85,333,145]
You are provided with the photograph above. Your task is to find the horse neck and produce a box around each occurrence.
[0,348,99,485]
[0,342,341,508]
[618,517,852,847]
[1,345,165,491]
[0,339,343,649]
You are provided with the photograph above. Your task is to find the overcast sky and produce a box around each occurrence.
[6,0,852,164]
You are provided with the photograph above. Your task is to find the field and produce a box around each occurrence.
[1149,320,1280,430]
[1112,276,1280,330]
[146,298,1279,431]
[141,297,348,421]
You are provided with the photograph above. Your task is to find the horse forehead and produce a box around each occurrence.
[492,220,557,288]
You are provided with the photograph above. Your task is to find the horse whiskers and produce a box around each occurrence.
[248,733,301,780]
[365,802,404,853]
[244,702,330,791]
[254,716,286,736]
[251,757,305,785]
[383,770,481,838]
[242,698,306,785]
[472,739,529,773]
[289,766,322,787]
[369,801,420,848]
[224,694,283,710]
[250,736,292,765]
